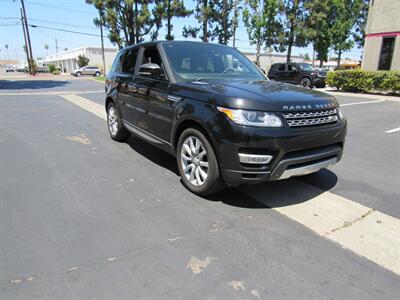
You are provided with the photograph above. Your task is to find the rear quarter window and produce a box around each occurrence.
[110,51,124,73]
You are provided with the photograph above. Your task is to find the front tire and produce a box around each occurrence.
[76,71,82,77]
[177,128,225,196]
[107,102,129,142]
[94,71,100,77]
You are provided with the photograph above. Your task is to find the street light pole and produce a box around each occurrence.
[20,8,31,74]
[99,10,106,75]
[21,0,34,74]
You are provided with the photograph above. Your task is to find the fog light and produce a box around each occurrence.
[239,153,273,164]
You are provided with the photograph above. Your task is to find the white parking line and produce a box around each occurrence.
[1,90,104,96]
[385,127,400,134]
[60,94,106,120]
[240,181,400,276]
[341,99,386,107]
[61,93,400,276]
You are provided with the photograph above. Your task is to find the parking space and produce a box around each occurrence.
[1,78,399,298]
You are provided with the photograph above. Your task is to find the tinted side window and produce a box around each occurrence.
[140,46,167,79]
[121,48,139,74]
[288,64,298,71]
[277,64,285,71]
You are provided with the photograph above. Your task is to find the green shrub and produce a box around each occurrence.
[52,70,61,75]
[48,64,56,73]
[326,70,400,93]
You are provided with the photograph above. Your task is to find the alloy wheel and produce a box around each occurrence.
[180,136,209,186]
[108,105,118,136]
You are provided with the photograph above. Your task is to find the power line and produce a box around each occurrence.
[27,0,92,15]
[29,24,101,37]
[0,17,98,30]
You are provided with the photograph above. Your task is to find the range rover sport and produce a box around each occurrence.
[105,41,346,195]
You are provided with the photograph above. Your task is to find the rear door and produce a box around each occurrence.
[117,47,140,124]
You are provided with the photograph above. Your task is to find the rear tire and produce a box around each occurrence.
[300,77,311,88]
[95,71,100,77]
[177,128,225,196]
[107,102,129,142]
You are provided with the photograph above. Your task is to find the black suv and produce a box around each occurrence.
[105,41,346,195]
[268,62,326,88]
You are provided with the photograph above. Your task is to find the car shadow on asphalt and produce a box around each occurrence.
[0,80,71,90]
[126,135,338,209]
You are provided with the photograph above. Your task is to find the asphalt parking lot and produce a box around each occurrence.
[1,76,399,299]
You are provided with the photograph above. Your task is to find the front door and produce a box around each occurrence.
[134,45,175,145]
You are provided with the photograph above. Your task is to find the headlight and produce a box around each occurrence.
[217,107,282,127]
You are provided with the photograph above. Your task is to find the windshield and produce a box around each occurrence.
[298,63,314,71]
[162,42,265,82]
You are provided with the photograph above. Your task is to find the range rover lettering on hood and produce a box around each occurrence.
[282,103,335,111]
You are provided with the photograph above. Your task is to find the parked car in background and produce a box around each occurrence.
[71,66,101,77]
[268,62,326,88]
[5,65,15,72]
[105,41,346,195]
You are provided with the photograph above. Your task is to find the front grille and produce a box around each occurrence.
[283,108,338,127]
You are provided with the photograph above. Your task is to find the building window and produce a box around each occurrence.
[378,37,395,70]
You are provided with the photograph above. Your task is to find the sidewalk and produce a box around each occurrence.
[317,87,400,102]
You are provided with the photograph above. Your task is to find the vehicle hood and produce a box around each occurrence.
[174,79,338,111]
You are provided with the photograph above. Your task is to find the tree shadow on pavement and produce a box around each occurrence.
[0,80,71,90]
[126,135,338,209]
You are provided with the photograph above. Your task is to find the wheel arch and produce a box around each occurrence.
[172,119,214,154]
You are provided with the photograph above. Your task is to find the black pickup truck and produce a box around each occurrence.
[268,62,327,88]
[105,41,346,195]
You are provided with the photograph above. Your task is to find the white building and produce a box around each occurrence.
[44,46,118,73]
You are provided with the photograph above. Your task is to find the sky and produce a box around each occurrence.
[0,0,363,63]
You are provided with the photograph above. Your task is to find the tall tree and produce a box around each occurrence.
[5,44,9,59]
[183,0,214,42]
[279,0,309,63]
[242,0,281,66]
[353,0,369,49]
[86,0,162,48]
[160,0,193,40]
[44,44,49,56]
[330,0,363,67]
[208,0,235,44]
[306,0,332,67]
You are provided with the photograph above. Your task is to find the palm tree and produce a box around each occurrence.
[5,44,9,59]
[44,44,49,56]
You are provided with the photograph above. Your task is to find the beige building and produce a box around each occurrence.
[242,52,304,72]
[44,46,118,73]
[362,0,400,71]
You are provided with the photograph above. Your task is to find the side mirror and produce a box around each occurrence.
[138,63,161,77]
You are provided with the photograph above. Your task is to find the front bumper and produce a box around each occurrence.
[212,118,346,186]
[312,77,326,86]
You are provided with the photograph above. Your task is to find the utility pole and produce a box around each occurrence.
[55,38,58,56]
[21,0,34,74]
[232,0,239,48]
[20,8,31,74]
[312,46,315,68]
[167,0,172,40]
[99,10,106,75]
